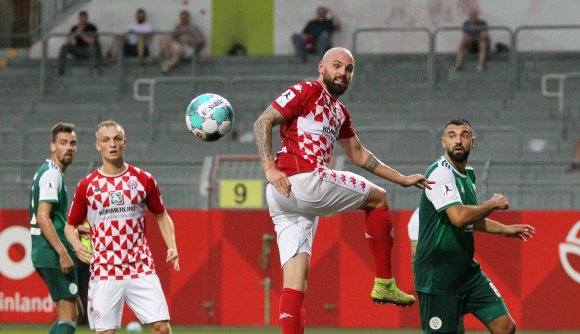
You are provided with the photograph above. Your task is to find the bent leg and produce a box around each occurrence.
[291,33,306,61]
[316,31,332,59]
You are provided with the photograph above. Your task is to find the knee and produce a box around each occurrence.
[291,33,303,45]
[151,321,171,334]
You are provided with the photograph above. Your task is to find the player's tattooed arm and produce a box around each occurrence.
[361,154,380,172]
[254,106,285,164]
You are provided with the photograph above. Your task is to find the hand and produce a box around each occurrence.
[401,174,434,190]
[490,193,509,210]
[167,248,180,271]
[502,224,536,241]
[77,224,90,238]
[265,168,291,197]
[59,252,74,274]
[74,243,92,264]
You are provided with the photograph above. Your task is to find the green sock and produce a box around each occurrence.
[56,321,76,334]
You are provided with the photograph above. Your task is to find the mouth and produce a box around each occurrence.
[453,146,464,152]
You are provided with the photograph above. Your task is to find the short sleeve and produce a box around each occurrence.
[272,83,306,121]
[144,174,165,215]
[68,179,89,227]
[38,169,62,203]
[425,166,462,212]
[337,107,355,139]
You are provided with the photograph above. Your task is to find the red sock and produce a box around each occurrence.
[365,205,393,278]
[279,288,305,334]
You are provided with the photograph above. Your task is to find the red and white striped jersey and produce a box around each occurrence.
[271,80,355,176]
[68,164,165,280]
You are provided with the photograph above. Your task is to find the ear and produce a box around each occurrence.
[50,141,56,153]
[471,137,476,149]
[318,61,324,76]
[95,141,101,152]
[440,136,445,149]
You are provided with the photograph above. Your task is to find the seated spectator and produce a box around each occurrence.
[159,10,205,74]
[455,8,489,71]
[58,11,101,76]
[107,8,153,64]
[291,6,340,62]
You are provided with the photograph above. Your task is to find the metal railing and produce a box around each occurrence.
[541,72,580,139]
[513,25,580,90]
[432,26,514,89]
[351,27,433,86]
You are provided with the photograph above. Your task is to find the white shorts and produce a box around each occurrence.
[171,41,194,58]
[267,167,372,266]
[87,274,170,331]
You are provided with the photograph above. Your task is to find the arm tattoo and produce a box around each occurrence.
[361,154,380,172]
[254,108,285,163]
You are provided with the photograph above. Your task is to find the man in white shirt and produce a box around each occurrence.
[108,8,153,63]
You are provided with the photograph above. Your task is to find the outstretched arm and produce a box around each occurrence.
[338,136,432,189]
[474,218,536,241]
[156,210,179,271]
[254,105,291,196]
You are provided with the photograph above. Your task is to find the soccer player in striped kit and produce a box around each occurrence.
[254,47,433,333]
[65,120,179,334]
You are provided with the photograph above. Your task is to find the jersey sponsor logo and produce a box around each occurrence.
[110,191,124,205]
[429,316,442,330]
[440,183,456,199]
[559,220,580,284]
[276,89,296,107]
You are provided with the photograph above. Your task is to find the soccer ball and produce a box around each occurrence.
[126,321,142,332]
[185,93,234,142]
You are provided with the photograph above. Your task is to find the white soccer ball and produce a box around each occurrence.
[185,93,235,142]
[126,321,143,332]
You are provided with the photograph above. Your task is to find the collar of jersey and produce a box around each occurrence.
[440,156,468,178]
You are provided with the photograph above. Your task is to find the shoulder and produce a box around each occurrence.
[129,164,156,182]
[41,162,62,180]
[87,23,98,31]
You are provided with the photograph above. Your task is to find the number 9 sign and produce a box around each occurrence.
[219,180,264,208]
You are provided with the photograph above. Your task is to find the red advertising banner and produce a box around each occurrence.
[1,209,579,329]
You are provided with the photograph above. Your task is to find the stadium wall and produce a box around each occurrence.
[1,209,579,329]
[28,0,580,58]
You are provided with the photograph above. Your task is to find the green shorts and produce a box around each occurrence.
[36,267,79,301]
[418,275,509,333]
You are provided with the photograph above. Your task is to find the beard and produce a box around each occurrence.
[323,70,348,96]
[447,146,470,163]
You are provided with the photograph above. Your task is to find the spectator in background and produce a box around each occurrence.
[455,8,489,72]
[159,10,205,74]
[107,8,153,65]
[58,11,101,76]
[291,6,340,62]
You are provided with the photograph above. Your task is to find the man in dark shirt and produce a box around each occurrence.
[58,11,100,76]
[291,6,340,62]
[455,9,489,71]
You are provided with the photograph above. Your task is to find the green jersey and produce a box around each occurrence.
[414,156,482,294]
[29,159,74,268]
